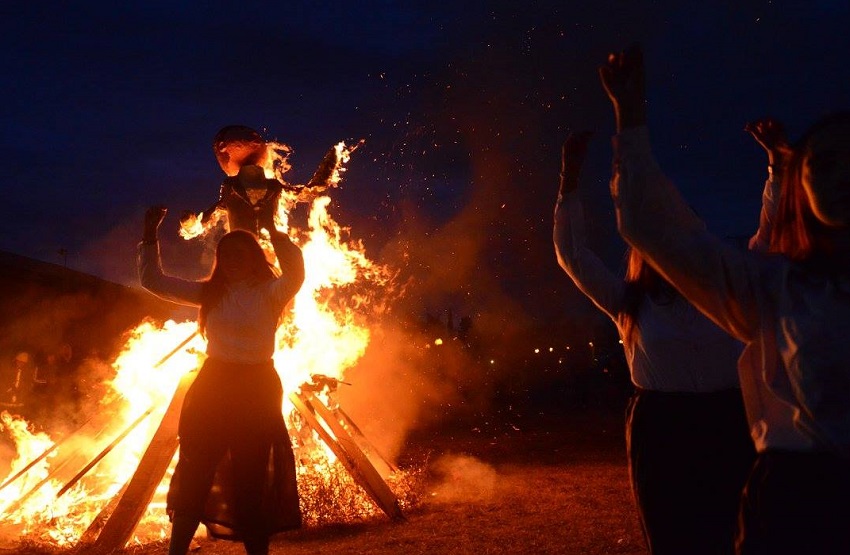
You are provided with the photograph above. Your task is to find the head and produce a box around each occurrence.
[213,230,274,284]
[213,125,268,177]
[772,112,850,261]
[198,230,278,334]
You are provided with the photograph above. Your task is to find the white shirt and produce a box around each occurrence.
[610,126,832,454]
[138,241,301,364]
[554,189,742,392]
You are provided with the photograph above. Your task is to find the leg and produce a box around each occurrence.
[627,390,741,555]
[167,438,227,555]
[230,435,274,555]
[168,511,201,555]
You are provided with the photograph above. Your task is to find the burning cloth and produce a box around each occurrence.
[166,358,301,541]
[180,125,344,238]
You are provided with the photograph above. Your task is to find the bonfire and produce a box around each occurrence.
[0,137,422,552]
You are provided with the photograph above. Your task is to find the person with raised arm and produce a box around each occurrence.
[138,205,305,555]
[599,43,850,554]
[745,117,793,252]
[554,131,753,554]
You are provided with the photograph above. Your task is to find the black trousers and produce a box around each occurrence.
[626,388,755,555]
[736,450,850,555]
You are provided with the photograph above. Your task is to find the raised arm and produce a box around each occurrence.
[599,44,762,342]
[268,227,305,306]
[745,117,792,252]
[553,131,626,320]
[138,206,204,306]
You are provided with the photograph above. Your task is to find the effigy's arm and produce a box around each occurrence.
[178,184,229,239]
[283,140,364,202]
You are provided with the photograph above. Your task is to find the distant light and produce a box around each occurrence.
[618,339,624,344]
[588,341,594,347]
[434,338,443,346]
[490,359,495,364]
[566,346,571,350]
[534,348,540,354]
[548,347,553,352]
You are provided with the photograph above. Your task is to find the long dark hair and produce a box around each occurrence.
[198,230,279,336]
[770,111,850,263]
[620,247,675,348]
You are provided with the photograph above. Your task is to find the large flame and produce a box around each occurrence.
[0,149,418,549]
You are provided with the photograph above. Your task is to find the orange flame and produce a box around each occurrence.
[0,153,417,548]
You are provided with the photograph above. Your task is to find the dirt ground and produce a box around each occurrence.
[148,405,644,555]
[5,404,647,555]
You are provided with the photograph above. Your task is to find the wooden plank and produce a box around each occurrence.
[290,392,359,476]
[293,391,403,521]
[2,448,99,516]
[87,369,197,554]
[77,478,130,546]
[334,405,398,477]
[0,394,130,496]
[0,397,137,515]
[56,408,154,498]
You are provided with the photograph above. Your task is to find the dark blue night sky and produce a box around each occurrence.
[2,1,849,333]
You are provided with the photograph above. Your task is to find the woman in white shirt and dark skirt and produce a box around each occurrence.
[554,133,755,555]
[138,206,305,555]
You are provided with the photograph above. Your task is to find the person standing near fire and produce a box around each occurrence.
[1,351,41,409]
[553,131,755,554]
[598,42,850,554]
[138,201,305,555]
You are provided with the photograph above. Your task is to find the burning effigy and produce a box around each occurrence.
[0,127,422,552]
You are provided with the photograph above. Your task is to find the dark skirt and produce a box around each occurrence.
[167,358,302,542]
[626,387,756,555]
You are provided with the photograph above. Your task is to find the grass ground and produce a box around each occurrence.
[5,401,648,555]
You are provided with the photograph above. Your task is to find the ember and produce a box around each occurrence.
[0,137,420,551]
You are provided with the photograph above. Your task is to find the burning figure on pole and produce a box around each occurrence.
[179,125,358,242]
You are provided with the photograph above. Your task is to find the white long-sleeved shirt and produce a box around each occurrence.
[609,125,845,454]
[554,186,742,392]
[747,172,779,253]
[138,240,303,365]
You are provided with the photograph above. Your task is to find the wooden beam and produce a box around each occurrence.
[0,398,138,516]
[334,405,398,477]
[77,478,131,546]
[87,369,197,554]
[291,391,403,521]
